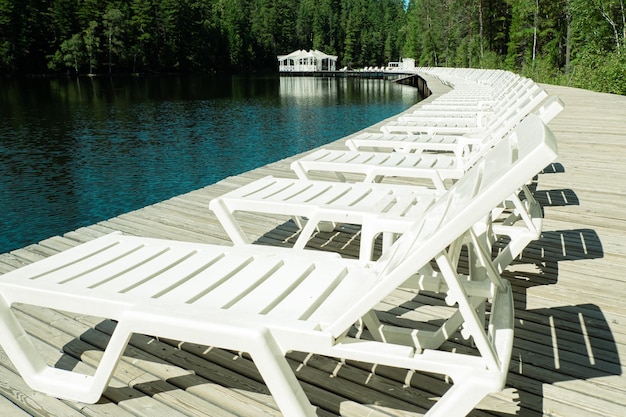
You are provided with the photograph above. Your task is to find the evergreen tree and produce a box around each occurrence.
[1,0,624,94]
[102,6,126,74]
[0,0,16,73]
[83,20,100,74]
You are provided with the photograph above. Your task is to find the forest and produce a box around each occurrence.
[1,0,625,94]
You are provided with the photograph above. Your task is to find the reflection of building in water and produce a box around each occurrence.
[279,77,413,103]
[279,76,338,98]
[278,50,338,72]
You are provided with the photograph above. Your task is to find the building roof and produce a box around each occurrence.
[277,49,338,61]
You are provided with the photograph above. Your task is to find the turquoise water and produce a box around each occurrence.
[0,75,419,253]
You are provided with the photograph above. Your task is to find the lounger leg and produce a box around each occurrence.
[0,295,132,403]
[0,295,49,387]
[292,217,321,250]
[381,232,397,254]
[358,227,377,261]
[361,310,385,341]
[210,200,251,245]
[251,329,317,417]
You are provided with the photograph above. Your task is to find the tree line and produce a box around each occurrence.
[403,0,626,94]
[1,0,624,94]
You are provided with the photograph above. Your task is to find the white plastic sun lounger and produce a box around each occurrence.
[422,68,514,91]
[345,96,564,158]
[291,97,560,189]
[409,77,534,114]
[211,114,553,262]
[420,78,520,103]
[0,111,558,416]
[211,178,440,260]
[423,68,513,87]
[210,175,541,266]
[380,83,546,135]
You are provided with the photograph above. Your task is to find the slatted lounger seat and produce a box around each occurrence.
[211,178,440,260]
[418,77,520,102]
[422,68,513,90]
[409,77,535,114]
[211,113,555,263]
[380,83,547,135]
[291,97,559,190]
[345,96,563,158]
[0,110,558,416]
[407,73,526,110]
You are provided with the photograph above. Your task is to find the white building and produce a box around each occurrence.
[386,58,416,72]
[278,50,338,72]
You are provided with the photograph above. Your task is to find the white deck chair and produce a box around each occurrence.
[345,96,564,158]
[210,178,541,267]
[411,76,532,112]
[423,68,505,85]
[211,114,553,263]
[380,83,547,135]
[291,96,559,189]
[403,72,522,103]
[0,113,558,417]
[423,68,512,88]
[345,92,563,160]
[211,177,439,260]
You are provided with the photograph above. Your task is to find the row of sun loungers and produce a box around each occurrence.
[0,68,561,416]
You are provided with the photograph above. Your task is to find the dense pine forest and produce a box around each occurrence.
[1,0,625,94]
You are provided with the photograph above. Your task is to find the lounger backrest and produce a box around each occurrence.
[461,88,551,168]
[324,113,558,336]
[479,83,546,134]
[492,77,535,103]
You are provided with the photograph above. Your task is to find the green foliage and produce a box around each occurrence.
[83,20,100,74]
[0,0,15,72]
[48,33,85,73]
[102,7,125,73]
[2,0,625,95]
[566,49,626,95]
[480,50,504,69]
[504,0,536,69]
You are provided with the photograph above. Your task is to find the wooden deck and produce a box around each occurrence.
[1,76,625,417]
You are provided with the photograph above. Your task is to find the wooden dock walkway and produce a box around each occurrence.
[0,76,624,417]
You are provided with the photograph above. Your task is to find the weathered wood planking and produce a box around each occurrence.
[1,76,625,417]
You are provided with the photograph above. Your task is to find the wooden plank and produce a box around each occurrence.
[0,395,32,417]
[0,362,87,417]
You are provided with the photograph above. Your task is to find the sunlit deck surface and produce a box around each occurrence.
[1,76,624,417]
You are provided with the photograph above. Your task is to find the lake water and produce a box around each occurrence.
[0,74,419,253]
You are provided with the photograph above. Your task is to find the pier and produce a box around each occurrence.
[0,74,625,416]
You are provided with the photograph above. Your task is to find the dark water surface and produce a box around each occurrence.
[0,74,419,253]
